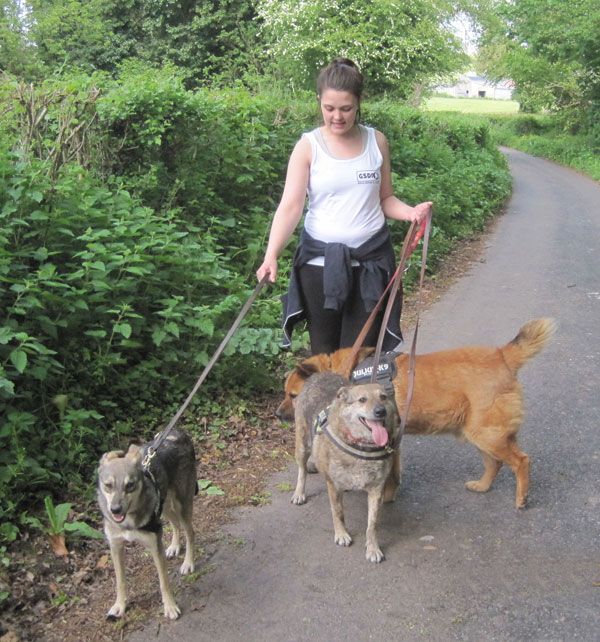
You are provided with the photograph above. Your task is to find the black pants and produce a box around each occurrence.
[298,263,396,355]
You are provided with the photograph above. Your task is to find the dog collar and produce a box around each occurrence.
[313,407,395,461]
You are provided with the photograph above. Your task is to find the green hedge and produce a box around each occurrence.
[485,112,600,181]
[0,70,511,535]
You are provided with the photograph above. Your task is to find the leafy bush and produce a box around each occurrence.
[0,161,244,523]
[486,113,600,181]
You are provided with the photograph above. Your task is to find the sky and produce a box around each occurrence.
[450,14,479,56]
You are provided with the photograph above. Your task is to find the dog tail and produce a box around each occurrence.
[501,318,556,373]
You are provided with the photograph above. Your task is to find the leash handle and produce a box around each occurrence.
[408,219,426,254]
[154,274,270,451]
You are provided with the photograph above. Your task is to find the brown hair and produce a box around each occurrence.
[316,57,364,102]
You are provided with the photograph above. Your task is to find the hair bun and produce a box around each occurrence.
[332,57,357,69]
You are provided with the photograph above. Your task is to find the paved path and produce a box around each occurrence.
[131,149,600,642]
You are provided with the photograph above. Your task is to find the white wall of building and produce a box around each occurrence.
[437,73,515,100]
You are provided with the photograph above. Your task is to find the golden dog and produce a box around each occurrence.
[277,318,555,509]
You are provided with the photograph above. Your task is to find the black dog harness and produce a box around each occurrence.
[139,443,165,533]
[350,351,400,396]
[138,468,164,533]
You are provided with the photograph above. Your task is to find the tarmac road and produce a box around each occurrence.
[130,148,600,642]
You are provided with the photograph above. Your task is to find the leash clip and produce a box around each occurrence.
[142,447,156,470]
[313,406,330,435]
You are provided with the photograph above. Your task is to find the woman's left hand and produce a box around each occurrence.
[412,201,433,224]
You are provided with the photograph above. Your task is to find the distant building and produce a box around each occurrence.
[436,72,515,100]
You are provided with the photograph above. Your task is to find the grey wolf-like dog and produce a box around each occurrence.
[97,427,196,619]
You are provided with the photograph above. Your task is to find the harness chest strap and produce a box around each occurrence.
[140,452,164,532]
[313,407,396,461]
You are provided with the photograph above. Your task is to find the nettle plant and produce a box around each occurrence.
[0,156,239,515]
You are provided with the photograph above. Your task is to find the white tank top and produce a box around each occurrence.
[303,124,385,265]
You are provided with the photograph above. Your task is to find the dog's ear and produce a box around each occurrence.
[336,386,351,403]
[295,361,320,379]
[100,450,125,465]
[125,444,143,464]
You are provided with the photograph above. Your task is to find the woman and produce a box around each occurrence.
[256,58,432,355]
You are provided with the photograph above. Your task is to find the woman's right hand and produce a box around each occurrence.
[256,136,311,285]
[256,258,277,283]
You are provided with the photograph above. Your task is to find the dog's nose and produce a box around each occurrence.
[374,405,387,419]
[111,504,123,515]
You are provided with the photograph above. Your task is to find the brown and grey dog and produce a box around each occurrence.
[97,428,196,620]
[292,372,400,563]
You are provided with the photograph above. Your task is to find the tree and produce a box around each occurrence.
[26,0,113,75]
[0,0,262,85]
[256,0,468,98]
[97,0,262,85]
[474,0,600,113]
[0,1,42,77]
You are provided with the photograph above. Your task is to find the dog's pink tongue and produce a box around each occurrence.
[365,419,389,446]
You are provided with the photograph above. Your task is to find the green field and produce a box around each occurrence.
[424,95,520,114]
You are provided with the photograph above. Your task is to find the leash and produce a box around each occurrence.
[339,206,433,451]
[142,274,270,469]
[337,208,431,380]
[386,206,433,450]
[369,213,429,380]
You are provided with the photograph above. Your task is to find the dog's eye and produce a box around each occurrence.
[103,483,113,492]
[125,482,137,493]
[358,396,367,403]
[290,393,297,399]
[380,393,387,401]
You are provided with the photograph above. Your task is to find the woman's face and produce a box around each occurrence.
[319,88,359,136]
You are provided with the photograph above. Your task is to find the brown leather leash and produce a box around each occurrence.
[143,274,270,468]
[370,212,429,378]
[387,206,432,449]
[337,205,433,449]
[337,206,432,379]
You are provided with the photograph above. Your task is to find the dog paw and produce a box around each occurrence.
[382,487,399,503]
[516,496,528,510]
[366,546,385,563]
[107,601,126,619]
[165,544,181,559]
[163,600,181,620]
[465,480,490,493]
[334,532,352,547]
[180,559,195,575]
[291,493,306,505]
